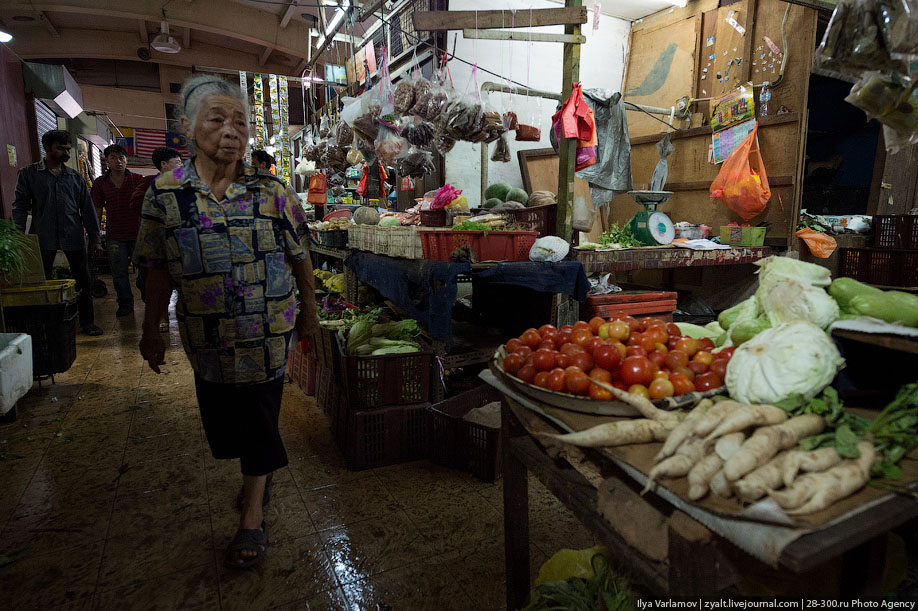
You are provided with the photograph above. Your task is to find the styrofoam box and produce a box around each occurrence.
[0,333,32,414]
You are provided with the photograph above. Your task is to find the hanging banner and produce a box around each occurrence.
[253,73,266,151]
[278,76,291,184]
[268,75,282,178]
[239,71,248,163]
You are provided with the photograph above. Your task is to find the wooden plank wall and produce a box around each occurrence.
[607,0,818,247]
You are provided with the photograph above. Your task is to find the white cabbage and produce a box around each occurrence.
[757,275,840,329]
[755,255,832,287]
[725,321,845,404]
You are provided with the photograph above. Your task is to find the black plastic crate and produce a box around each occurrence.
[334,401,430,470]
[873,215,918,250]
[428,384,502,482]
[335,334,432,410]
[4,297,78,377]
[838,248,918,287]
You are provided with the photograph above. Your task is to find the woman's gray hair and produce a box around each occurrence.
[178,74,249,130]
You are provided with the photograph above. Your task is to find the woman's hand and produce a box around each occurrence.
[295,309,321,347]
[139,331,166,373]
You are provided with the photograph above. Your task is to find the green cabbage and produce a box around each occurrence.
[725,321,845,404]
[729,315,771,346]
[675,322,726,347]
[718,296,758,331]
[757,274,840,330]
[754,255,832,287]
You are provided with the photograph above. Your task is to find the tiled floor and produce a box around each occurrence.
[0,279,596,610]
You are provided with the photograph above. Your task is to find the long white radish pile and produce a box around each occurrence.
[723,414,825,481]
[540,418,678,448]
[769,442,875,515]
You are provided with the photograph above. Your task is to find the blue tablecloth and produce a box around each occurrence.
[344,252,590,347]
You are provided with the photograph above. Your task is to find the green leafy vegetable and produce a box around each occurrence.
[598,223,643,250]
[522,553,632,611]
[867,382,918,479]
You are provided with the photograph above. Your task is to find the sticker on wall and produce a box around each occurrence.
[709,53,717,61]
[706,36,715,47]
[726,11,746,36]
[593,2,600,31]
[763,35,783,58]
[7,144,16,167]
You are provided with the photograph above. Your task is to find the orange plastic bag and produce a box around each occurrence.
[795,228,837,258]
[710,123,771,221]
[306,173,327,204]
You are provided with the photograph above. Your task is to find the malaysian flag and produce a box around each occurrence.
[134,129,189,159]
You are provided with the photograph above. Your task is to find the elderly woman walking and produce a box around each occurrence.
[134,75,320,569]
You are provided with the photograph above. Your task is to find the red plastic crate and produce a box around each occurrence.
[580,290,679,321]
[419,230,538,262]
[334,401,430,470]
[873,215,918,250]
[428,384,503,482]
[287,344,316,395]
[500,203,558,237]
[839,248,918,287]
[336,335,432,409]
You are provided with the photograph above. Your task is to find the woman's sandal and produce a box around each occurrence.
[224,520,268,569]
[235,473,273,511]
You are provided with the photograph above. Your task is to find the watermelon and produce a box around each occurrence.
[483,198,503,209]
[506,188,529,205]
[485,182,512,202]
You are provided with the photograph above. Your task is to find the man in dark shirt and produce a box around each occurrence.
[12,129,103,336]
[91,144,144,317]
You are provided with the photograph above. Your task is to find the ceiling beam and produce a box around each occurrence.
[182,26,190,49]
[9,28,303,76]
[310,6,352,68]
[259,46,273,66]
[4,0,313,61]
[137,19,147,44]
[39,12,59,37]
[280,1,298,29]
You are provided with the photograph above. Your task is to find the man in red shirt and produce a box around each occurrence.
[91,144,144,317]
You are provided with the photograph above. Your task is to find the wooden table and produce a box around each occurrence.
[572,246,774,274]
[494,380,918,606]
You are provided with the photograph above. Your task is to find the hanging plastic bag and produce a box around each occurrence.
[395,146,436,178]
[400,117,435,147]
[558,83,595,140]
[516,96,542,142]
[795,228,838,258]
[442,65,485,142]
[374,120,404,166]
[319,114,331,138]
[393,51,421,115]
[335,120,354,147]
[845,72,918,148]
[709,123,771,221]
[491,134,511,163]
[307,172,327,204]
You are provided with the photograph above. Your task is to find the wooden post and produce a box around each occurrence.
[556,0,583,241]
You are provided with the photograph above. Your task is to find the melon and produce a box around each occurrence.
[505,188,529,205]
[378,216,401,227]
[482,198,503,209]
[353,206,380,225]
[485,182,512,202]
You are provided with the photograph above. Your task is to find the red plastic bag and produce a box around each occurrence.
[559,83,594,140]
[710,123,771,221]
[795,228,837,258]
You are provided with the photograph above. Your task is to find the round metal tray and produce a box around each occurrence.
[490,347,724,417]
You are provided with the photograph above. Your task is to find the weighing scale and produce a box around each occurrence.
[628,190,676,246]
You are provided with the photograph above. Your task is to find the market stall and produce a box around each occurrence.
[478,254,918,603]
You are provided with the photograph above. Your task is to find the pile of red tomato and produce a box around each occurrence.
[500,313,735,401]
